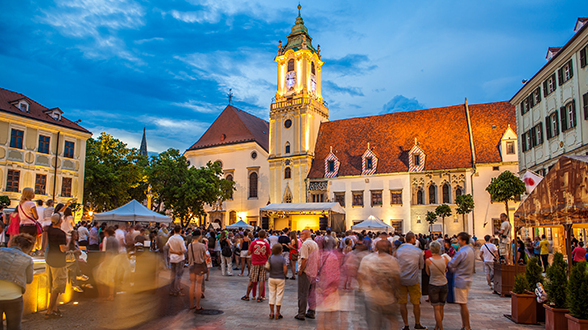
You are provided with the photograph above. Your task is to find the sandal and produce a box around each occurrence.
[257,297,263,302]
[241,296,250,301]
[193,307,203,313]
[269,314,274,319]
[277,314,283,319]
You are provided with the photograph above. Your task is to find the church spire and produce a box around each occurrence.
[140,127,148,157]
[278,4,318,55]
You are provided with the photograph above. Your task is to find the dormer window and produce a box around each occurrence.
[409,140,426,172]
[43,108,63,121]
[361,145,378,175]
[324,147,340,178]
[20,103,28,112]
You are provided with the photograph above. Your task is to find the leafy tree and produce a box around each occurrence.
[425,211,437,234]
[435,204,452,235]
[455,194,474,233]
[545,252,568,308]
[485,171,525,219]
[146,148,189,213]
[0,195,11,208]
[567,261,588,319]
[84,133,148,212]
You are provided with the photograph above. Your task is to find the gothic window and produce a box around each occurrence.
[284,167,291,179]
[455,187,463,197]
[311,62,316,75]
[429,185,437,204]
[416,189,424,205]
[442,183,450,204]
[249,172,258,198]
[285,142,291,154]
[287,59,295,72]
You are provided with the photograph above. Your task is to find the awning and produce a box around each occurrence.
[260,203,345,214]
[226,220,254,230]
[514,155,588,229]
[351,215,393,233]
[93,200,172,223]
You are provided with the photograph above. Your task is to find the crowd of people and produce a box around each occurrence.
[2,189,588,330]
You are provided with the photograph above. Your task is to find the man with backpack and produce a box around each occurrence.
[480,235,498,291]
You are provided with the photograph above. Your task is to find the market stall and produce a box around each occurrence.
[93,199,172,224]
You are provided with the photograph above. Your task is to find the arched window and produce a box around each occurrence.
[455,187,463,197]
[288,59,295,72]
[416,189,424,205]
[429,185,436,204]
[311,62,316,75]
[249,172,258,198]
[284,167,291,179]
[225,174,233,200]
[285,142,291,154]
[442,183,450,204]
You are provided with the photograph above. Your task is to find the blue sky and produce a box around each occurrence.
[0,0,585,153]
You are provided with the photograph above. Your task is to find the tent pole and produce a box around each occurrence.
[565,224,572,274]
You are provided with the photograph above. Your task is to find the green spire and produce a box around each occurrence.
[280,4,318,55]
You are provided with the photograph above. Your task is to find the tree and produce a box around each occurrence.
[545,252,568,309]
[567,261,588,320]
[425,211,437,234]
[455,194,474,233]
[147,150,235,228]
[435,204,452,235]
[84,133,148,212]
[0,196,11,208]
[485,170,525,219]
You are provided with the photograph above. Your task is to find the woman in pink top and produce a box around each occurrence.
[572,241,586,266]
[18,188,38,237]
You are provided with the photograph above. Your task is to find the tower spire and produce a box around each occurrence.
[140,127,148,157]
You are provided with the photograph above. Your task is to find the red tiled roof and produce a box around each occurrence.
[0,87,91,134]
[187,105,269,152]
[308,101,516,179]
[469,101,516,164]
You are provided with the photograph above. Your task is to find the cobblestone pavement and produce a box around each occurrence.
[21,259,545,330]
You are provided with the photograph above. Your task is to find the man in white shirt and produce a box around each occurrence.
[166,226,186,296]
[268,231,279,247]
[78,222,90,247]
[480,235,498,290]
[114,224,127,253]
[295,229,319,321]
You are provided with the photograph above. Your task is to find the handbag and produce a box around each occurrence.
[18,204,43,236]
[65,251,76,263]
[265,255,272,271]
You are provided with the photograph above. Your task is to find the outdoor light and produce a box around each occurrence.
[454,215,458,223]
[88,211,94,217]
[417,216,421,223]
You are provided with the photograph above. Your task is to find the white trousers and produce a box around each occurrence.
[221,256,233,275]
[268,278,285,306]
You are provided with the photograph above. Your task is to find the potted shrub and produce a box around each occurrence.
[526,257,545,322]
[565,262,588,330]
[544,252,569,330]
[511,274,536,324]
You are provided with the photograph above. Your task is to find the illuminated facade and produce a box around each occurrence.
[269,5,329,205]
[0,88,91,210]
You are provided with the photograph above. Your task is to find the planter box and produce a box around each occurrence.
[494,262,526,297]
[511,292,537,324]
[545,304,569,330]
[566,314,588,330]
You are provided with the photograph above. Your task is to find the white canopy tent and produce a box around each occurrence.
[226,220,254,230]
[351,215,394,233]
[93,200,172,223]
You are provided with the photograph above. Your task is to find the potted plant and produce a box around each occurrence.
[565,262,588,330]
[511,274,536,324]
[526,257,545,322]
[544,252,569,330]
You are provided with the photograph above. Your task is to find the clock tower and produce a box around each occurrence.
[269,5,329,204]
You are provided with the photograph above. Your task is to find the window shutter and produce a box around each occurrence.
[581,47,587,68]
[521,134,527,152]
[569,60,573,79]
[554,109,560,136]
[552,73,557,91]
[539,123,544,144]
[584,92,588,120]
[560,106,567,131]
[537,87,542,103]
[543,80,548,97]
[572,99,577,128]
[545,116,552,139]
[520,101,525,115]
[557,68,563,85]
[530,127,537,147]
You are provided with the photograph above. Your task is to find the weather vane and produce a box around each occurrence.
[227,88,233,105]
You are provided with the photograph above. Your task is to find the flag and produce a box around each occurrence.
[522,170,543,194]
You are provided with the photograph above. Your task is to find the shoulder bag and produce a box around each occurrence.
[18,204,43,236]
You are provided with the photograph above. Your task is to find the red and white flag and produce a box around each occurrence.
[522,170,543,194]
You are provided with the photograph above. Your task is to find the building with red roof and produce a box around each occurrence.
[0,87,92,209]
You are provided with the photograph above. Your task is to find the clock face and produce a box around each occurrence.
[286,71,296,90]
[310,75,316,92]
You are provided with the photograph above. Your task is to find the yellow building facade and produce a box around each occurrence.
[0,88,91,210]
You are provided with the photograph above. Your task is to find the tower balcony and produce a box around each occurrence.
[270,95,328,117]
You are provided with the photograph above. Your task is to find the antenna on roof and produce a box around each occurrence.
[227,88,233,105]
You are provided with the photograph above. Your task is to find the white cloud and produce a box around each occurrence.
[134,37,164,44]
[166,0,286,25]
[172,100,219,114]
